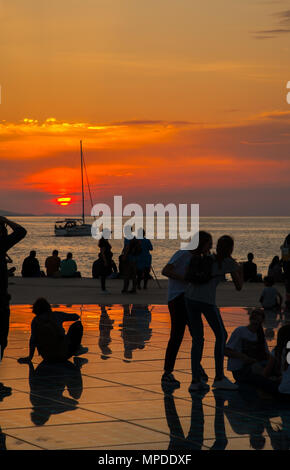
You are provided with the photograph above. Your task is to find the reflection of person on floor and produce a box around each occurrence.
[222,387,290,450]
[263,308,281,341]
[222,390,271,450]
[265,415,290,450]
[164,392,204,450]
[119,304,152,360]
[0,382,12,449]
[98,305,114,359]
[210,390,228,450]
[18,298,88,364]
[24,360,83,426]
[163,389,228,450]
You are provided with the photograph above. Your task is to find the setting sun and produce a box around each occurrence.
[57,197,72,206]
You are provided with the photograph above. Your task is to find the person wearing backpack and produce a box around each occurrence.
[18,298,88,364]
[161,231,212,388]
[184,235,243,392]
[121,236,142,294]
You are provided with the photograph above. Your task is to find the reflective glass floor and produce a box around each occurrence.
[0,304,289,450]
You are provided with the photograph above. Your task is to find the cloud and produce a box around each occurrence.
[253,9,290,38]
[1,113,290,215]
[257,110,290,120]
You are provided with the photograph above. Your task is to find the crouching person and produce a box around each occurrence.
[18,298,88,364]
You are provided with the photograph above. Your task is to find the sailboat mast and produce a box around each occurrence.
[80,140,85,224]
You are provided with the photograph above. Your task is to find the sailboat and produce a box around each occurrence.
[54,141,92,237]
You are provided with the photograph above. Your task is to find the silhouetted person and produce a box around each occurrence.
[60,252,81,278]
[136,229,153,290]
[21,250,41,278]
[45,250,61,277]
[97,238,114,292]
[18,298,88,364]
[268,256,284,283]
[281,234,290,312]
[0,216,27,359]
[260,276,282,311]
[225,309,278,394]
[185,234,243,391]
[243,253,259,282]
[161,243,207,388]
[122,236,141,294]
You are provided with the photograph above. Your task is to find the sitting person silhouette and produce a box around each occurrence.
[259,276,283,311]
[18,298,88,363]
[243,253,261,282]
[21,250,41,278]
[60,252,81,278]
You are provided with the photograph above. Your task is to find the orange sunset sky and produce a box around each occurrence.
[1,0,290,215]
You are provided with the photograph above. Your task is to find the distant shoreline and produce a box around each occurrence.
[2,213,290,218]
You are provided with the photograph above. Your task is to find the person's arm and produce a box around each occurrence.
[0,217,27,251]
[230,262,243,291]
[162,263,184,281]
[100,248,108,267]
[277,291,283,307]
[224,346,257,364]
[18,324,36,363]
[224,327,256,364]
[36,259,41,275]
[57,311,80,322]
[253,263,257,277]
[262,355,277,378]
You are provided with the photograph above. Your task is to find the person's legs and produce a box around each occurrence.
[129,263,137,293]
[185,298,204,382]
[202,305,227,380]
[66,321,83,357]
[137,269,143,289]
[164,294,187,375]
[101,274,106,291]
[143,267,150,289]
[122,262,130,292]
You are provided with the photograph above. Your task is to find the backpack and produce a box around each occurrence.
[34,313,68,362]
[185,254,214,284]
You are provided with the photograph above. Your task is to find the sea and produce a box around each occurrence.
[5,216,290,279]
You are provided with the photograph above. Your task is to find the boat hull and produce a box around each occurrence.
[54,224,92,237]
